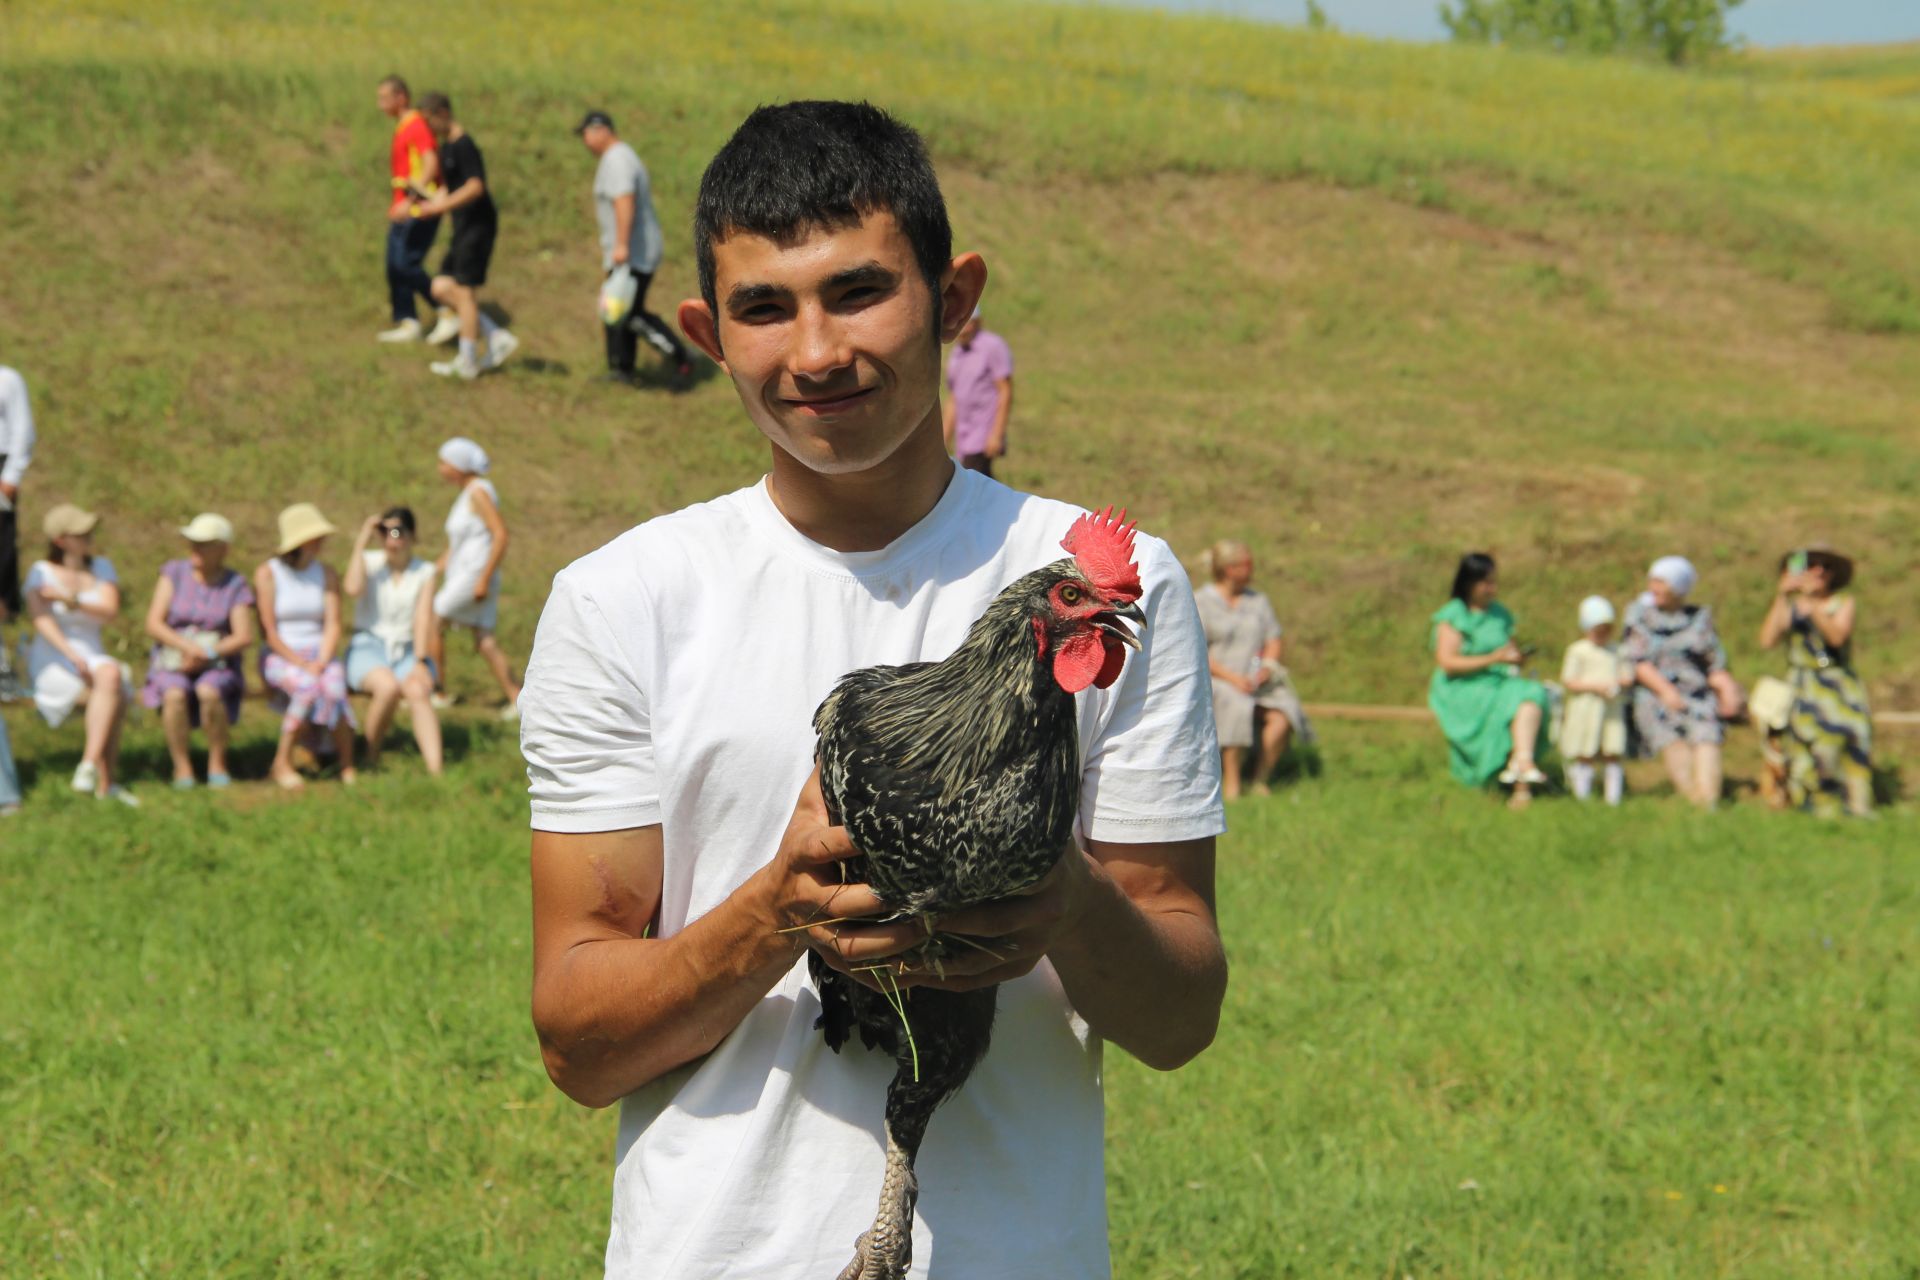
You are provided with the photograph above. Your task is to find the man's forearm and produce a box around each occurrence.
[1049,858,1225,1071]
[534,875,802,1108]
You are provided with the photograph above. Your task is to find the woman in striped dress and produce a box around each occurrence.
[1759,546,1871,818]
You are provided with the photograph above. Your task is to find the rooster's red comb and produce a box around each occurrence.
[1061,506,1142,601]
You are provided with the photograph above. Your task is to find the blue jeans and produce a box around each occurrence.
[386,216,441,323]
[0,713,19,809]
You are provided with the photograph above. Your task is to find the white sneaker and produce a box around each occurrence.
[71,760,99,794]
[377,318,424,344]
[429,691,456,710]
[498,702,521,723]
[487,329,520,369]
[430,352,483,380]
[425,313,461,345]
[103,785,141,808]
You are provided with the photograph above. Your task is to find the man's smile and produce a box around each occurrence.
[783,385,879,416]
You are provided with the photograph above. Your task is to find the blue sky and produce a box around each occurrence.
[1099,0,1920,46]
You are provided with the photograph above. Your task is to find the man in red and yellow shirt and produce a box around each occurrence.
[375,75,445,343]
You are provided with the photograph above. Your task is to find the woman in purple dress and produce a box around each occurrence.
[141,513,255,788]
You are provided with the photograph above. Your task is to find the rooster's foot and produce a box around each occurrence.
[835,1224,910,1280]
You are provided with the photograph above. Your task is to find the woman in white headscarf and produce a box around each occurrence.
[1620,556,1740,808]
[430,437,521,716]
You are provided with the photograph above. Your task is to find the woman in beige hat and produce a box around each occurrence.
[22,502,136,803]
[142,513,256,788]
[253,503,356,789]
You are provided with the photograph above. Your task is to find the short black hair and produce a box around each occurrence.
[1450,552,1498,603]
[380,75,410,100]
[693,101,952,318]
[419,91,452,118]
[381,506,417,537]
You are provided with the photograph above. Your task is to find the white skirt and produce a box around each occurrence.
[434,573,500,631]
[29,648,132,728]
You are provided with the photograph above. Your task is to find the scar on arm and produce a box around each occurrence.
[588,854,655,937]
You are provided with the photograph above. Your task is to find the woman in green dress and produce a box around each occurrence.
[1759,545,1872,818]
[1429,553,1550,807]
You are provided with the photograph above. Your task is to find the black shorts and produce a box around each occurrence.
[439,219,496,287]
[0,507,16,616]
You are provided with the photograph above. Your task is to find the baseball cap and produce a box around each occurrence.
[573,110,615,134]
[43,503,100,539]
[180,512,236,544]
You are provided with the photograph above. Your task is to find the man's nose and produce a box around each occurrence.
[788,303,853,382]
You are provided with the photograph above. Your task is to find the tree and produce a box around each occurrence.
[1439,0,1744,66]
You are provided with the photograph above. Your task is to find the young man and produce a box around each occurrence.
[575,110,693,385]
[413,93,518,380]
[520,101,1225,1278]
[374,76,447,345]
[0,363,34,700]
[942,306,1014,476]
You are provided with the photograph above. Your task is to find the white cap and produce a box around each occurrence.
[438,436,490,476]
[179,512,235,544]
[1577,595,1616,631]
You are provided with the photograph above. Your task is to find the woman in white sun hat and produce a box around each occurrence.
[254,503,356,789]
[23,502,137,804]
[142,512,255,789]
[430,437,520,716]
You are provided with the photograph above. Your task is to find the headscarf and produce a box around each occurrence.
[1648,555,1698,599]
[438,436,490,476]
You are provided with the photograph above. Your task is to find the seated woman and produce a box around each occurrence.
[1428,552,1549,808]
[344,507,444,775]
[1193,539,1313,799]
[142,513,255,789]
[1621,556,1735,809]
[254,503,356,789]
[1758,545,1871,818]
[24,503,135,804]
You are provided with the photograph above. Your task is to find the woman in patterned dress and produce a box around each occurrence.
[1620,556,1739,808]
[1758,546,1871,818]
[142,513,255,788]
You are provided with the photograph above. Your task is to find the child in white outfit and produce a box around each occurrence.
[1559,595,1632,804]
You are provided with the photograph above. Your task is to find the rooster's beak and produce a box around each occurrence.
[1096,600,1145,649]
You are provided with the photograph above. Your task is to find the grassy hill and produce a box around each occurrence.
[3,0,1920,710]
[3,3,1919,1276]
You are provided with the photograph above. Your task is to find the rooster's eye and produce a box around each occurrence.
[1060,584,1082,605]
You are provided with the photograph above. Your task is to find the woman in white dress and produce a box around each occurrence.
[24,503,135,803]
[430,437,520,715]
[344,506,443,774]
[255,503,356,789]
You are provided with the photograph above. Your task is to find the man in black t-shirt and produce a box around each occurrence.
[414,92,519,380]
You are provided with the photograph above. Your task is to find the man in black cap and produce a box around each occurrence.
[577,110,692,385]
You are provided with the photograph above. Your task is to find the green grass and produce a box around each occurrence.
[2,723,1914,1276]
[4,1,1920,1273]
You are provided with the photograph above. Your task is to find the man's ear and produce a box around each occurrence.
[679,299,726,367]
[937,253,988,344]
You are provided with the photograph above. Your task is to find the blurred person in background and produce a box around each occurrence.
[0,362,37,701]
[430,438,520,717]
[941,306,1013,477]
[1759,545,1871,818]
[374,75,449,345]
[1556,594,1631,805]
[24,504,136,804]
[1428,552,1548,809]
[344,507,444,775]
[1193,538,1312,799]
[1621,555,1737,809]
[142,513,255,789]
[576,110,693,386]
[256,504,356,789]
[415,92,519,379]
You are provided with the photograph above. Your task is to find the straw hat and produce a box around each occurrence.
[43,503,101,539]
[179,512,235,544]
[275,503,338,554]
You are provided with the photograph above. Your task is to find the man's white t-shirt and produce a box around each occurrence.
[520,465,1224,1279]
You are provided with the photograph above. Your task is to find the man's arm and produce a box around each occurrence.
[985,376,1013,459]
[531,771,917,1109]
[0,370,33,501]
[611,192,636,266]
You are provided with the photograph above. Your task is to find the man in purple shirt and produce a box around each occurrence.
[941,307,1014,477]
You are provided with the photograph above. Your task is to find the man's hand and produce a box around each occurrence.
[985,432,1005,460]
[612,242,630,267]
[0,480,16,504]
[759,768,907,960]
[387,203,411,224]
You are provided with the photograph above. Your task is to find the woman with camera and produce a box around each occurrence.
[1429,552,1550,808]
[142,513,255,788]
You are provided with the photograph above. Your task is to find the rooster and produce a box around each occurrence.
[808,506,1147,1280]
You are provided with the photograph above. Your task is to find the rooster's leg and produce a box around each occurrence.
[837,988,998,1280]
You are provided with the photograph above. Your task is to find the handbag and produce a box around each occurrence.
[1749,676,1795,732]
